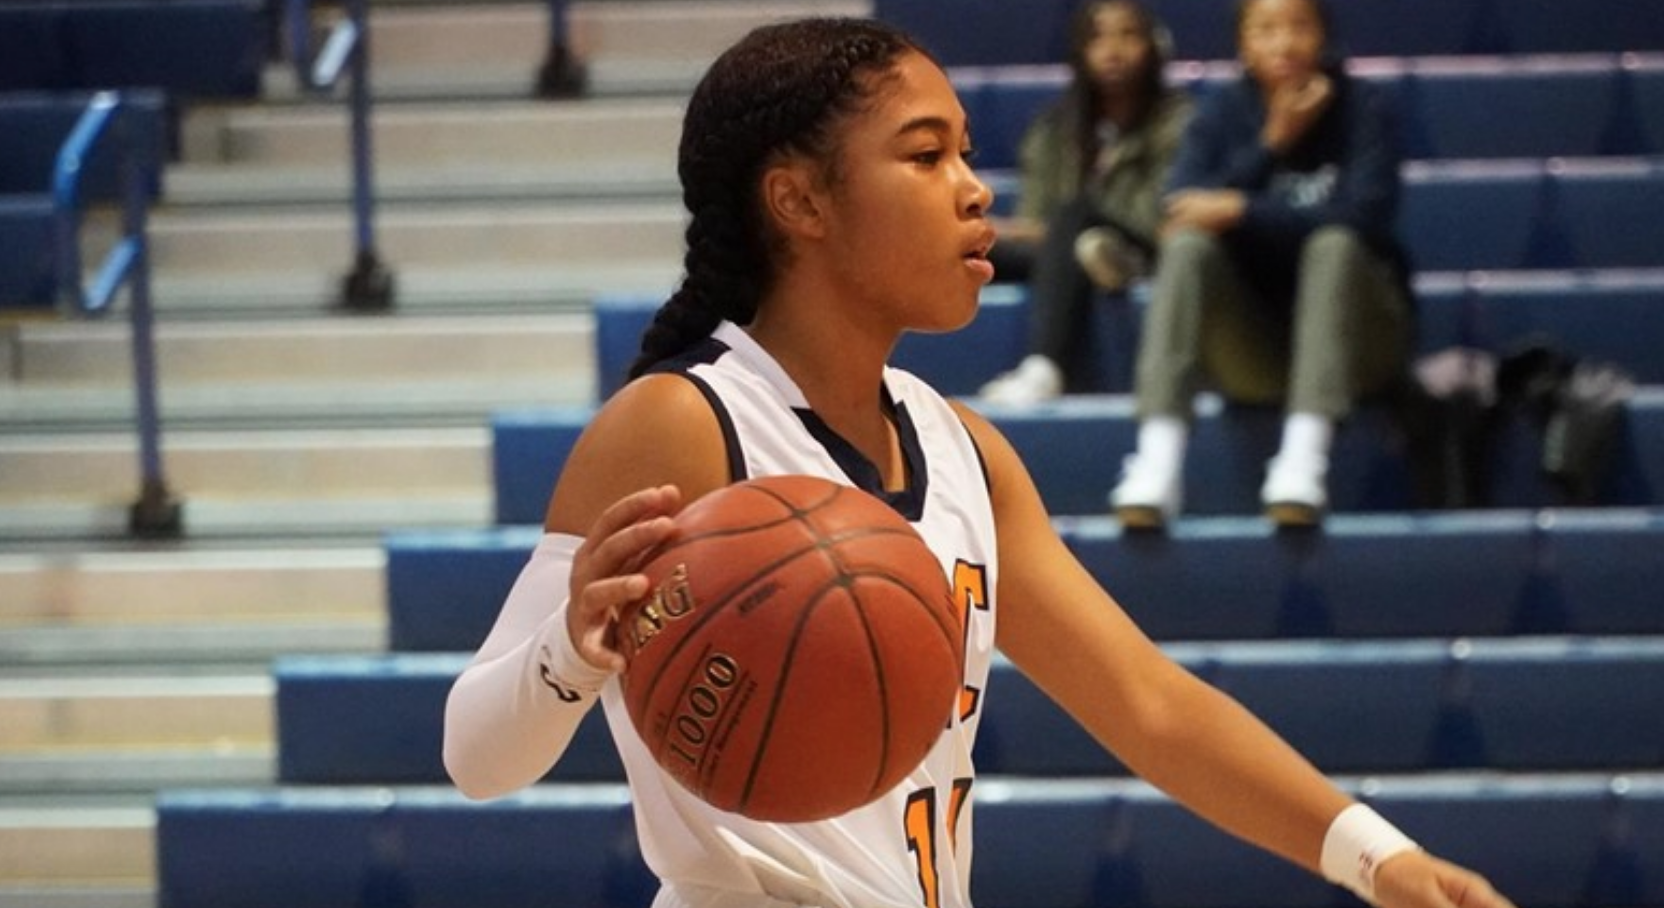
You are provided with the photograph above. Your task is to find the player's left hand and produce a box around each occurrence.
[1373,850,1518,908]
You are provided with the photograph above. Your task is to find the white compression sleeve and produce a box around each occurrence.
[442,533,614,799]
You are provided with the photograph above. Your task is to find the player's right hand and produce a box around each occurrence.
[568,484,683,673]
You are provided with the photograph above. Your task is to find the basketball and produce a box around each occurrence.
[615,474,964,823]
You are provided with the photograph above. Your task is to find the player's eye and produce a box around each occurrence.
[913,149,944,166]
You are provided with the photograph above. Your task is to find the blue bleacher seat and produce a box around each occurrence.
[1067,512,1539,641]
[1398,161,1547,271]
[1541,509,1664,635]
[875,0,1664,67]
[489,390,1664,527]
[1549,158,1664,269]
[385,525,544,651]
[1372,776,1613,907]
[156,786,654,908]
[275,654,624,784]
[271,641,1664,783]
[1462,270,1664,384]
[960,54,1664,176]
[951,66,1069,172]
[1397,159,1664,270]
[1491,0,1664,57]
[160,776,1653,908]
[1631,55,1664,156]
[0,196,56,308]
[0,0,266,99]
[1403,56,1624,159]
[0,90,166,199]
[0,89,165,309]
[1464,638,1664,770]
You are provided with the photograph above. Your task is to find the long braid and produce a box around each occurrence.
[626,18,926,382]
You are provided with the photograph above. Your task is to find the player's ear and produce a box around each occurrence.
[761,159,827,240]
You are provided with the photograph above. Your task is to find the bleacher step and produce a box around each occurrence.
[0,546,382,627]
[0,428,490,504]
[0,885,151,908]
[5,313,592,386]
[0,802,153,893]
[1,621,385,667]
[260,0,869,101]
[179,97,681,171]
[0,494,490,543]
[136,201,684,274]
[0,749,271,796]
[0,675,271,751]
[143,262,678,318]
[0,375,593,432]
[0,794,153,884]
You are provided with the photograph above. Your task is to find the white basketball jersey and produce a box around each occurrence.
[600,322,999,908]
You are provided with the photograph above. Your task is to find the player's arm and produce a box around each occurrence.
[950,403,1513,908]
[443,375,729,799]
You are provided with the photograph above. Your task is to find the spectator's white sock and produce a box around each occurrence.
[1275,411,1333,469]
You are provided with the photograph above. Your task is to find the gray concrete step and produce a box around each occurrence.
[264,0,869,101]
[135,201,684,274]
[0,311,598,428]
[0,429,494,542]
[0,802,152,897]
[5,313,593,387]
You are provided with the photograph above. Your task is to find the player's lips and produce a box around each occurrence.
[963,228,997,282]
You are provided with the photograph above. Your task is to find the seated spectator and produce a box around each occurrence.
[1108,0,1413,529]
[979,0,1192,404]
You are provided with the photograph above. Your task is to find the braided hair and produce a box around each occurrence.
[626,17,928,381]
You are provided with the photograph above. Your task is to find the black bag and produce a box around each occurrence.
[1398,347,1502,509]
[1497,341,1636,506]
[1400,338,1635,509]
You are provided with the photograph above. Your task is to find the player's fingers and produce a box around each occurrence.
[570,573,649,671]
[580,486,681,573]
[590,484,681,542]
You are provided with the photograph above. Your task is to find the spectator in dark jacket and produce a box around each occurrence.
[1110,0,1412,528]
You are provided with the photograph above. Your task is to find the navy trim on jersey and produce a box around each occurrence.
[793,388,928,522]
[648,337,746,484]
[957,414,993,498]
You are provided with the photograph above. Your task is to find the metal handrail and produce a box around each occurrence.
[539,0,586,97]
[286,0,394,310]
[53,89,182,538]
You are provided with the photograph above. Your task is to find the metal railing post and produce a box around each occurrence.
[289,0,394,311]
[339,0,393,310]
[538,0,586,98]
[54,90,183,538]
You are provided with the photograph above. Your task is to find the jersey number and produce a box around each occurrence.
[904,779,972,908]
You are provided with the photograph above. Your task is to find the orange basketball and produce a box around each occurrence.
[616,474,963,822]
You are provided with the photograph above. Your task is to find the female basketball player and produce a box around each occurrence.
[444,17,1515,908]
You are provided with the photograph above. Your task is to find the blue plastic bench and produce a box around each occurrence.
[156,774,1664,908]
[383,510,1664,654]
[0,0,266,99]
[875,0,1664,66]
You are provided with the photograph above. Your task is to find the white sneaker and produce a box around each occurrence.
[979,354,1063,406]
[1073,227,1145,291]
[1260,454,1328,527]
[1109,453,1182,529]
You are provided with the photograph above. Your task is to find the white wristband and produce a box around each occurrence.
[534,600,612,700]
[1320,804,1420,905]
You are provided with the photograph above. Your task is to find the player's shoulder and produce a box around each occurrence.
[546,373,730,532]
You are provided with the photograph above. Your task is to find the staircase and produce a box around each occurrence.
[0,1,860,905]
